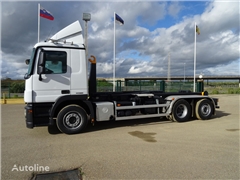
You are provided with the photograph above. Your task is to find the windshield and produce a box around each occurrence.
[27,48,36,75]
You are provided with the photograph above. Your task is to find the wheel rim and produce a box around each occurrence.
[201,103,211,116]
[176,104,188,118]
[63,111,82,129]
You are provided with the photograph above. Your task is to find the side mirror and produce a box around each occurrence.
[39,51,44,66]
[38,51,45,81]
[25,59,30,65]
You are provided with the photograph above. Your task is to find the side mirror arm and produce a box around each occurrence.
[25,59,30,65]
[39,73,43,81]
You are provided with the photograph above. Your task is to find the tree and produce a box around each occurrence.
[10,82,25,93]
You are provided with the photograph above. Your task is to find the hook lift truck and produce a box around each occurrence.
[24,21,219,134]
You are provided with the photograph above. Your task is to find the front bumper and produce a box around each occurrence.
[212,98,220,109]
[25,104,34,128]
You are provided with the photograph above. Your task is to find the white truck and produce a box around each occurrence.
[24,21,219,134]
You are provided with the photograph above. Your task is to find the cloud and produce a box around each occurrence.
[205,59,240,76]
[201,1,239,34]
[168,2,182,18]
[97,62,113,75]
[1,50,27,79]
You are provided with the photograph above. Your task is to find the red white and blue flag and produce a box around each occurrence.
[40,7,54,20]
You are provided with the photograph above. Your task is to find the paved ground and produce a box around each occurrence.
[1,95,239,180]
[1,98,24,105]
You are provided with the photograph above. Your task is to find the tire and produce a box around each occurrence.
[57,105,88,134]
[195,99,213,120]
[171,99,191,122]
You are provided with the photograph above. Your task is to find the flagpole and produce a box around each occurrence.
[113,12,116,92]
[193,22,196,92]
[38,3,40,42]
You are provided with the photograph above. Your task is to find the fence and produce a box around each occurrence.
[2,80,240,98]
[97,80,202,92]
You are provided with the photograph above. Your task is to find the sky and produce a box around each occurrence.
[0,0,239,80]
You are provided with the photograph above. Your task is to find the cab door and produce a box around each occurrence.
[32,48,71,103]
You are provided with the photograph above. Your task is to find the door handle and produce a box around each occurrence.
[61,90,70,94]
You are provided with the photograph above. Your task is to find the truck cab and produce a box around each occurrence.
[24,21,91,130]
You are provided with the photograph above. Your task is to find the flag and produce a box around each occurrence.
[115,13,124,25]
[196,25,200,35]
[40,7,54,20]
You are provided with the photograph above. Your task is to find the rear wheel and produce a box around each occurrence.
[195,99,213,120]
[171,99,191,122]
[57,105,88,134]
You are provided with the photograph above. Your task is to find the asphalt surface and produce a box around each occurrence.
[1,94,239,180]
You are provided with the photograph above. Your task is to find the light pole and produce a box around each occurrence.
[184,63,186,82]
[83,13,91,59]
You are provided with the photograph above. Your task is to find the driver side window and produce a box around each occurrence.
[39,51,67,74]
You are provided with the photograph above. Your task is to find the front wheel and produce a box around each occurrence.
[195,99,213,120]
[170,99,191,122]
[57,105,88,134]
